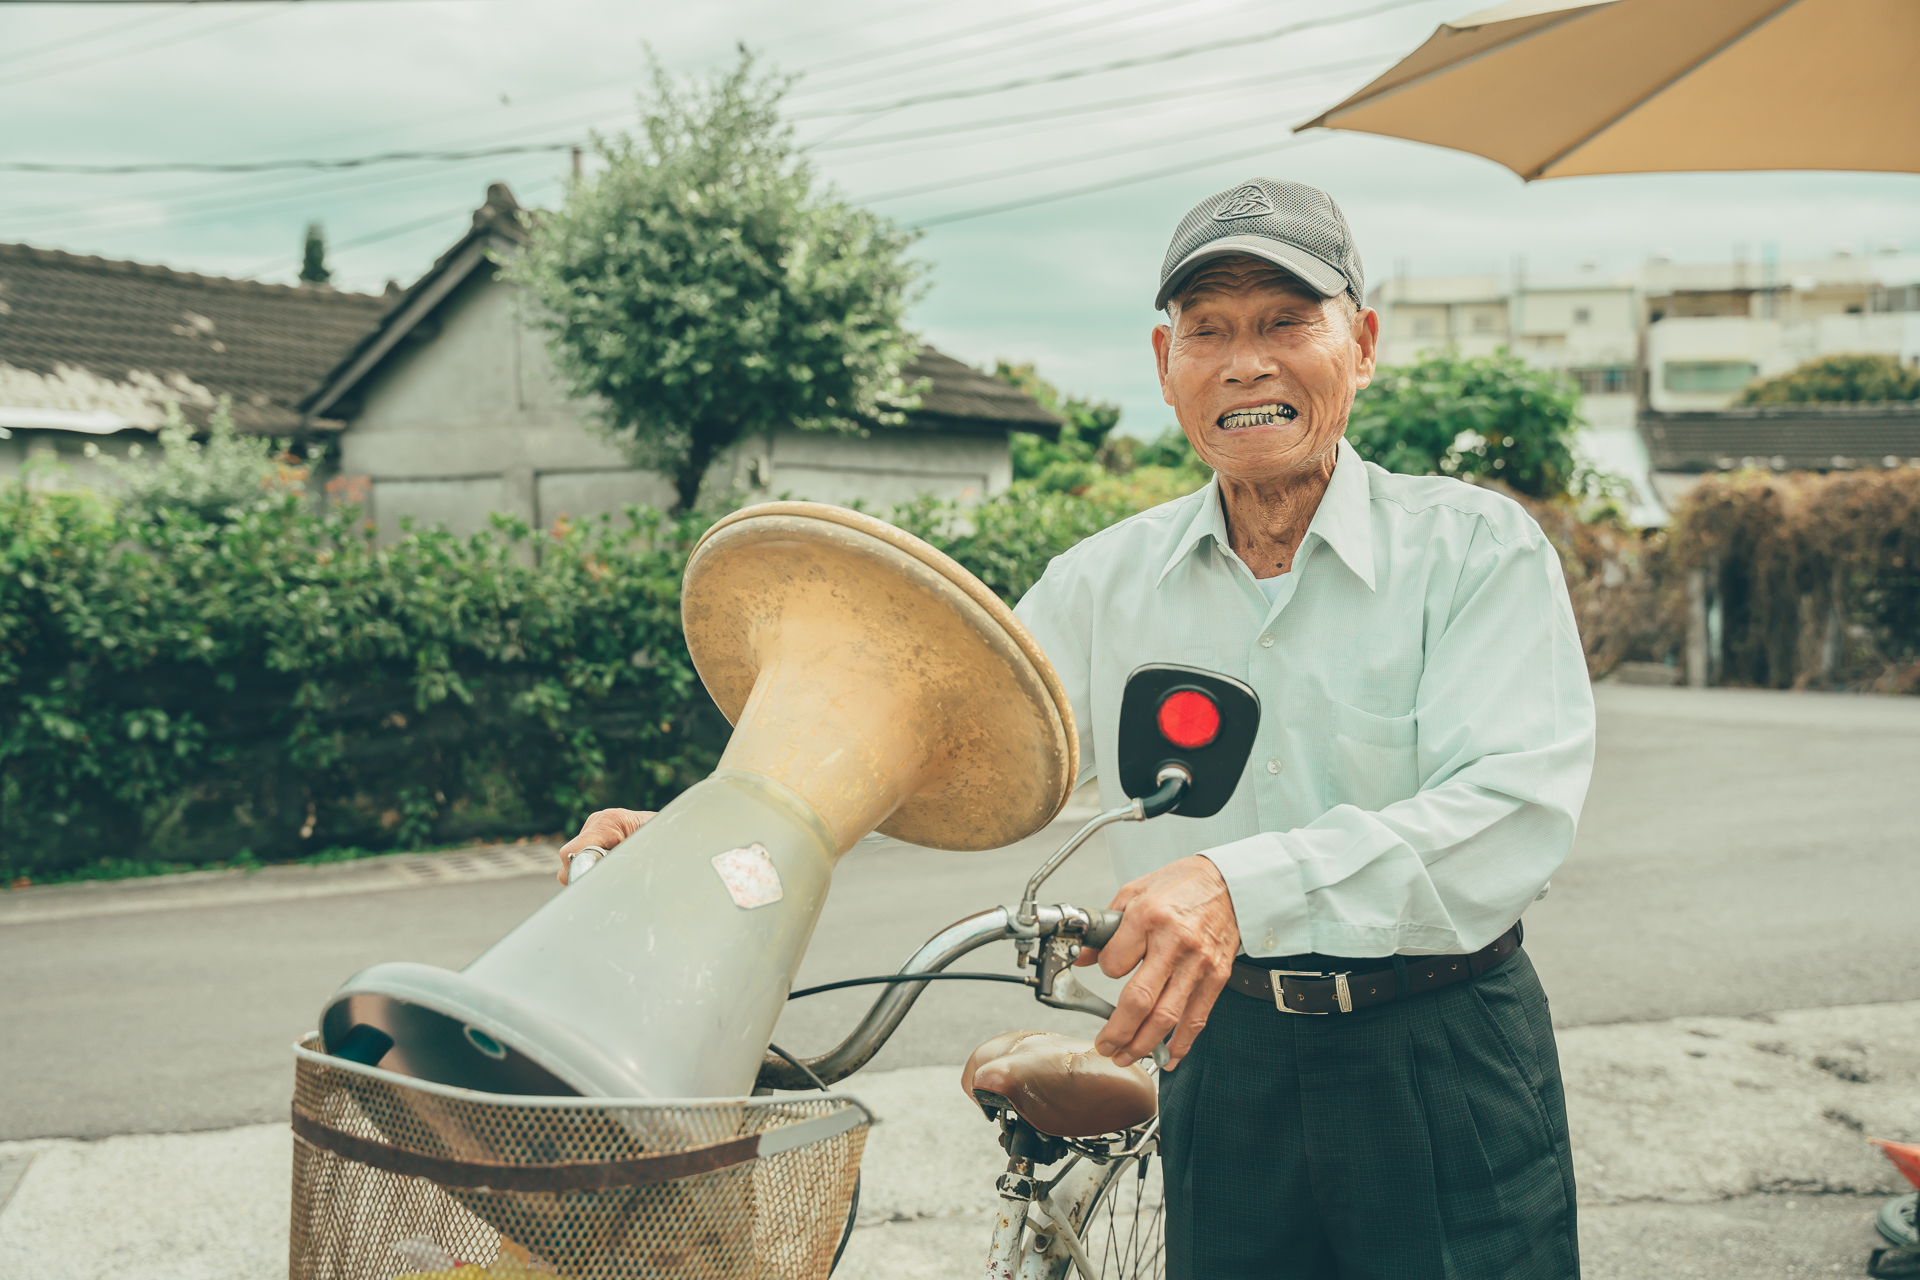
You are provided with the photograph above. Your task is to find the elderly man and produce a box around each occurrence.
[560,176,1593,1279]
[1008,178,1594,1279]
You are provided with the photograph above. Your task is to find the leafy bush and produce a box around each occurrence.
[894,486,1140,604]
[95,398,306,525]
[996,361,1123,495]
[1348,350,1589,499]
[1738,354,1920,404]
[0,482,724,882]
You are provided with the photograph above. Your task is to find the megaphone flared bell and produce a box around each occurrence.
[318,503,1078,1100]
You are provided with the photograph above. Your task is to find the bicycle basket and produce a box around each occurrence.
[289,1035,869,1280]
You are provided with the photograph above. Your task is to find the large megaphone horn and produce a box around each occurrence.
[317,502,1079,1099]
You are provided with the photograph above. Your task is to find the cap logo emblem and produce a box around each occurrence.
[1212,184,1275,220]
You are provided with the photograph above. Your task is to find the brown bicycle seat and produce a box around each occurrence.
[960,1030,1157,1138]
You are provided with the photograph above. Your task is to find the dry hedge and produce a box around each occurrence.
[1668,468,1920,692]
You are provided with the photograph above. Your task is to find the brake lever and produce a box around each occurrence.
[1034,923,1170,1070]
[1032,934,1116,1020]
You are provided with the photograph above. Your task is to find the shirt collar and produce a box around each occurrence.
[1155,437,1376,592]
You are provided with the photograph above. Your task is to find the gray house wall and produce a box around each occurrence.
[337,267,1015,541]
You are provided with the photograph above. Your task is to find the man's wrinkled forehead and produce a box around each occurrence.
[1167,255,1325,315]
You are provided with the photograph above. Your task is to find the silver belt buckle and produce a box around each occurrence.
[1270,969,1354,1015]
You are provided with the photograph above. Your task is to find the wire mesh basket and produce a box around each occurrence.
[290,1035,869,1280]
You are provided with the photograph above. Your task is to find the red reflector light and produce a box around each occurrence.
[1156,690,1220,749]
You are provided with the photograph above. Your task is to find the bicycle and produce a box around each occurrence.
[731,663,1262,1280]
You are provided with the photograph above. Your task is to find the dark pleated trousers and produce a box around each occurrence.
[1157,947,1579,1280]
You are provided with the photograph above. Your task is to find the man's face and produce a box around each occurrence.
[1152,258,1379,484]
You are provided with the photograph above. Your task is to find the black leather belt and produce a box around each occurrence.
[1226,924,1522,1015]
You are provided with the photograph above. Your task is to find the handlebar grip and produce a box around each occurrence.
[1084,908,1124,949]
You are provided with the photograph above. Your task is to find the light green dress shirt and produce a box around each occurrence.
[1013,438,1596,960]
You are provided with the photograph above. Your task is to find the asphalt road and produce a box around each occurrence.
[4,683,1917,1142]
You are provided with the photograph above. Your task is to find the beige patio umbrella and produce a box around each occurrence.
[1299,0,1920,179]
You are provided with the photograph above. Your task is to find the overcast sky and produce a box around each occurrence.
[5,0,1916,437]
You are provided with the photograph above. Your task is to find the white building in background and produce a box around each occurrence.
[1368,248,1920,525]
[1369,268,1654,524]
[1642,251,1920,412]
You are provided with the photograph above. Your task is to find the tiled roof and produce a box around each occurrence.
[0,242,389,432]
[304,183,1061,439]
[1641,402,1920,472]
[900,346,1060,435]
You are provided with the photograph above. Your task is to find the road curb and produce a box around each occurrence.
[0,840,562,926]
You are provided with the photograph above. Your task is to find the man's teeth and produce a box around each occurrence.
[1218,404,1297,429]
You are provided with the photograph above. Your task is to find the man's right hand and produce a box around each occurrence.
[555,808,656,884]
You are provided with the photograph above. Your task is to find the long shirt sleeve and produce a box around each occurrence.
[1013,441,1596,960]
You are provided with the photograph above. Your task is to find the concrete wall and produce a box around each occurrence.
[0,428,146,489]
[335,270,1014,540]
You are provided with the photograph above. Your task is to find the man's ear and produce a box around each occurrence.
[1352,307,1380,390]
[1152,323,1176,405]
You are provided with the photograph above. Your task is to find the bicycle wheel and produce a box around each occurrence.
[1072,1148,1166,1279]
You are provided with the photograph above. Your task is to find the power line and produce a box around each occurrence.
[0,0,290,91]
[0,51,1390,183]
[0,141,579,175]
[2,145,539,242]
[790,0,1436,118]
[794,0,1198,100]
[805,53,1392,156]
[233,178,561,281]
[911,133,1327,229]
[793,0,1126,81]
[0,1,188,72]
[858,103,1328,204]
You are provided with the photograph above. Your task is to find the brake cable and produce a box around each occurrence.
[764,1041,861,1275]
[787,971,1032,1000]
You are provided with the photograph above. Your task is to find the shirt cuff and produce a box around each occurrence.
[1200,832,1309,957]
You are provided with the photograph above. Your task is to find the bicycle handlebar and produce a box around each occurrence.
[1083,908,1124,949]
[754,901,1127,1091]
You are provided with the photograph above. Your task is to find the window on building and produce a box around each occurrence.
[1412,316,1437,337]
[1572,307,1591,324]
[1569,367,1635,395]
[1662,360,1759,394]
[1471,311,1498,333]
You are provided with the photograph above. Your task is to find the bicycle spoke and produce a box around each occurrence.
[1079,1152,1165,1279]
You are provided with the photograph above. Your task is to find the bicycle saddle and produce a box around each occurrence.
[961,1030,1157,1138]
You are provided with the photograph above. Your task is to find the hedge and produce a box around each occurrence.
[9,461,1913,882]
[0,471,1166,881]
[0,487,724,882]
[1669,467,1920,691]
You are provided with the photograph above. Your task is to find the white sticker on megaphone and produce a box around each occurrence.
[711,843,784,909]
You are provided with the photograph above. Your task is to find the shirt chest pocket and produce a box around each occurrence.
[1325,700,1420,813]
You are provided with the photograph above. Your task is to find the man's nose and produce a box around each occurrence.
[1221,335,1278,384]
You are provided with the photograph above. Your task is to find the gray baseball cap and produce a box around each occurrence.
[1156,177,1365,311]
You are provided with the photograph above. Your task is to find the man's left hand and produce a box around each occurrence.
[1074,854,1239,1070]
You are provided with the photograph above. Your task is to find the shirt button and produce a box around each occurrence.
[1266,758,1282,774]
[1264,934,1277,950]
[1258,634,1275,648]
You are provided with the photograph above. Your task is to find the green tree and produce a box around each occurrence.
[507,51,924,511]
[1346,349,1584,499]
[299,222,331,286]
[993,361,1122,494]
[1737,353,1920,404]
